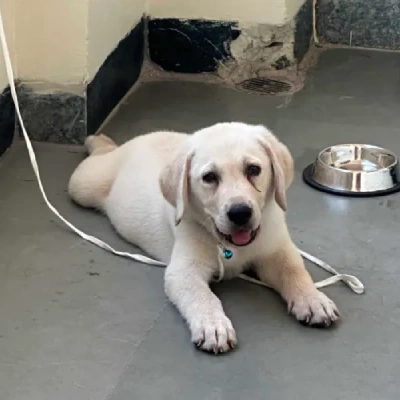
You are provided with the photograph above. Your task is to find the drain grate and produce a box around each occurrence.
[237,77,292,95]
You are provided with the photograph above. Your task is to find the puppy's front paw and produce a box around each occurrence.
[190,313,237,354]
[288,290,340,328]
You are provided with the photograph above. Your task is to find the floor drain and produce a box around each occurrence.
[237,77,292,95]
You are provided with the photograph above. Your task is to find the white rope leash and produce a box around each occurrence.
[238,250,364,294]
[0,9,364,295]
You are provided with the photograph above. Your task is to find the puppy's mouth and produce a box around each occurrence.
[216,226,260,247]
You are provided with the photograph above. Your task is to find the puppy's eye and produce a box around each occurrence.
[202,172,218,184]
[246,164,261,177]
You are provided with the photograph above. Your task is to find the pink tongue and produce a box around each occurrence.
[231,230,252,246]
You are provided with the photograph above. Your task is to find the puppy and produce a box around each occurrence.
[68,122,339,353]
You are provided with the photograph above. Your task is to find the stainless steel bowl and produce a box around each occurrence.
[303,144,400,197]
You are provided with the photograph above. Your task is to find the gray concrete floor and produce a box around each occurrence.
[1,49,400,400]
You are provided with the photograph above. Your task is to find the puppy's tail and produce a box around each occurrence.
[85,134,117,156]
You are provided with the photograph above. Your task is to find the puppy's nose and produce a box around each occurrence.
[227,204,253,226]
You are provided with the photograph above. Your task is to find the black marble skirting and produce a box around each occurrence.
[0,86,15,157]
[295,0,313,62]
[17,85,86,144]
[87,18,144,135]
[148,19,240,73]
[317,0,400,50]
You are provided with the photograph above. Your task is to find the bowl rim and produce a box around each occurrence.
[303,164,400,197]
[316,143,398,173]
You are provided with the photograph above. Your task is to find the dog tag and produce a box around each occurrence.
[223,249,233,259]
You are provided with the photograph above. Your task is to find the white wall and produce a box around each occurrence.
[148,0,305,25]
[0,0,15,90]
[87,0,145,80]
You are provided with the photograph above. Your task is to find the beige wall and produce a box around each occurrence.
[286,0,306,20]
[88,0,145,80]
[15,0,87,85]
[148,0,305,25]
[0,0,16,90]
[11,0,146,85]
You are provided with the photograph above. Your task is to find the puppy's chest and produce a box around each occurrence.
[218,250,253,279]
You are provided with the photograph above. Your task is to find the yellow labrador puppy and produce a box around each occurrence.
[68,122,339,353]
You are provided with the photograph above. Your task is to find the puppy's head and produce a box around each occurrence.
[160,123,293,247]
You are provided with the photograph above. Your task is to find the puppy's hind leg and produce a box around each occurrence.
[68,134,119,211]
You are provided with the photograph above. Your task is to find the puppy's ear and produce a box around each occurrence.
[258,137,294,212]
[159,150,194,225]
